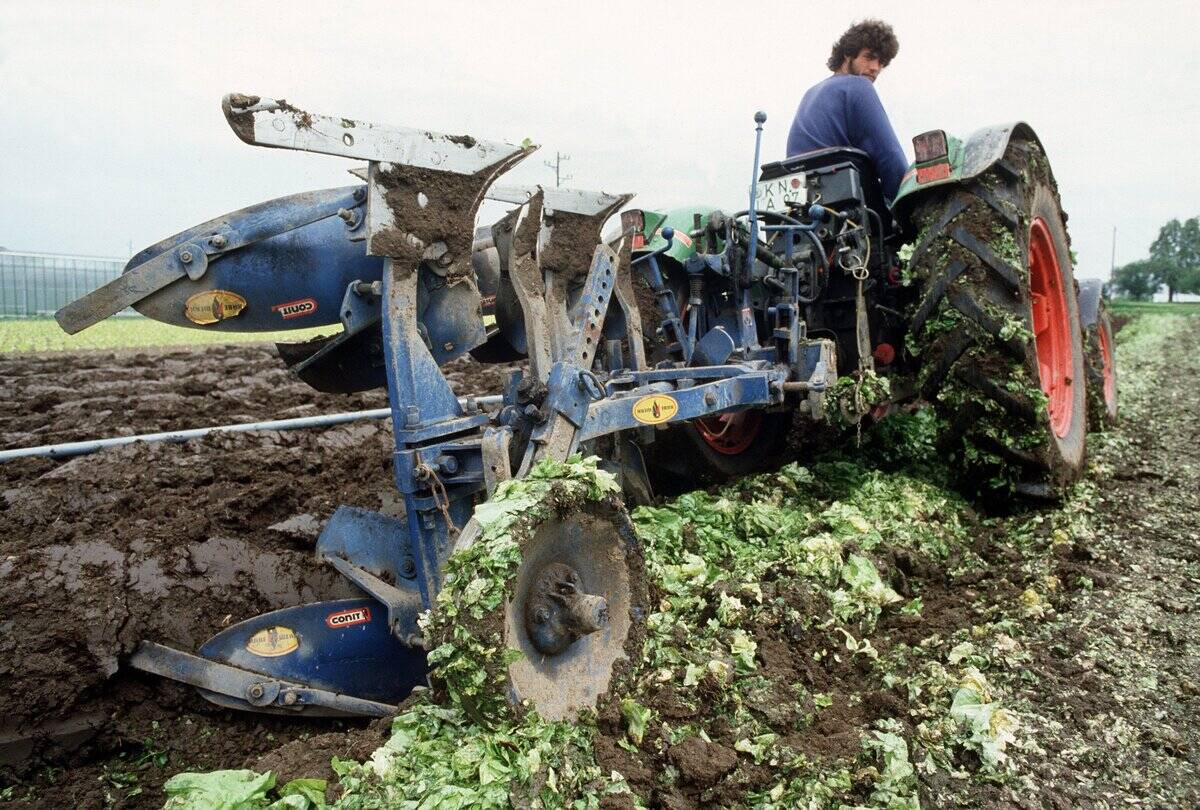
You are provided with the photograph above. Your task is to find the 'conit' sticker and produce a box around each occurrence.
[326,606,372,629]
[245,626,299,657]
[271,297,318,320]
[184,290,247,325]
[632,394,679,425]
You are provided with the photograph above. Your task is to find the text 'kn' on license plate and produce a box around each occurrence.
[754,171,807,211]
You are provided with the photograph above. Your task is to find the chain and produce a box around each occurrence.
[416,461,459,537]
[852,273,875,447]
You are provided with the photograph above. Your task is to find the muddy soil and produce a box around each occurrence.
[5,315,1200,808]
[0,343,514,807]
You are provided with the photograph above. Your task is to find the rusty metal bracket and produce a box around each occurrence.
[480,426,513,496]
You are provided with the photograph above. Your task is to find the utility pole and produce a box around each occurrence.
[544,152,572,188]
[1110,226,1117,280]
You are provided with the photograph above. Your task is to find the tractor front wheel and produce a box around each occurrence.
[642,409,792,493]
[905,138,1087,498]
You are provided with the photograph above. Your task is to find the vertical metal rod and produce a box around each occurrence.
[740,111,768,350]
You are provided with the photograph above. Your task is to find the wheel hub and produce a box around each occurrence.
[695,409,763,455]
[523,563,609,655]
[505,505,639,720]
[1028,217,1075,438]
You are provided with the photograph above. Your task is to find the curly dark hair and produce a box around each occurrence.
[827,19,899,72]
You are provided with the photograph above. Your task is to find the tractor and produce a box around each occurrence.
[56,94,1117,724]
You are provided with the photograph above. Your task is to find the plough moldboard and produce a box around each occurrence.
[53,94,837,723]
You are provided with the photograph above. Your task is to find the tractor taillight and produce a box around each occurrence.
[621,210,646,249]
[913,129,951,184]
[913,130,948,163]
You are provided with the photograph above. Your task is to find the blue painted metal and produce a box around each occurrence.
[130,641,402,717]
[325,557,425,642]
[577,373,778,442]
[197,598,427,707]
[130,186,377,331]
[380,259,480,608]
[316,506,418,587]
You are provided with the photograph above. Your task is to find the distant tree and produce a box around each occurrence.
[1149,217,1200,301]
[1181,218,1200,295]
[1111,259,1163,301]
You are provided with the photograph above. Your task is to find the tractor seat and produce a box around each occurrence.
[759,147,893,237]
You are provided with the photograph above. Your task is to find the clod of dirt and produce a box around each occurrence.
[247,725,384,801]
[268,513,323,540]
[667,736,738,785]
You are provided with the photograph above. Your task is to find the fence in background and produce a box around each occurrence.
[0,250,127,317]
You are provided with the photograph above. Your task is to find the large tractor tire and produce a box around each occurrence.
[1081,297,1119,430]
[905,138,1087,498]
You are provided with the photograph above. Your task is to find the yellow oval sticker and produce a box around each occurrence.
[185,290,247,325]
[245,626,299,657]
[632,394,679,425]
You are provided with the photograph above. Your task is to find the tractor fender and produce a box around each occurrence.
[1076,278,1105,329]
[639,206,723,266]
[892,122,1053,220]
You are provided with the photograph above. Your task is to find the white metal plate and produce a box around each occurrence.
[754,171,808,211]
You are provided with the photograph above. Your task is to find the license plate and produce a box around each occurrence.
[754,171,807,211]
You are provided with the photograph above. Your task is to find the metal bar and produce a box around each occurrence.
[0,396,502,462]
[576,374,777,443]
[222,94,530,174]
[129,641,397,717]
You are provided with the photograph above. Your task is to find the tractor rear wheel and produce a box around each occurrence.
[1084,303,1119,429]
[905,138,1087,498]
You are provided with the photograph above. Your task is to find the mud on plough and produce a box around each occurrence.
[48,93,1117,734]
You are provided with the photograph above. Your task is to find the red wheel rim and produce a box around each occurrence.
[1098,318,1116,409]
[695,410,763,455]
[1028,218,1074,438]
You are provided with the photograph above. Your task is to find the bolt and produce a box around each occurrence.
[400,558,416,577]
[248,684,264,700]
[354,187,365,201]
[179,250,193,264]
[443,341,455,351]
[704,390,717,406]
[209,234,228,249]
[534,607,549,624]
[337,207,357,224]
[283,691,298,706]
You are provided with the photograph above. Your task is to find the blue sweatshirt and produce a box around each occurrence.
[786,74,909,203]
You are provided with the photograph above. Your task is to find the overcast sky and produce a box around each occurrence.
[2,1,1197,281]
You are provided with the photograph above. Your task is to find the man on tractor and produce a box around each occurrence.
[786,19,908,203]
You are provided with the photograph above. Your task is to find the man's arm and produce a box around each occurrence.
[846,80,908,203]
